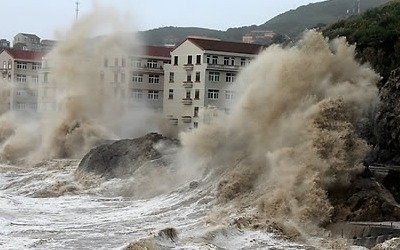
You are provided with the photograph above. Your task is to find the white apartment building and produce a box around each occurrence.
[102,45,172,113]
[37,45,172,115]
[163,37,263,132]
[0,48,46,113]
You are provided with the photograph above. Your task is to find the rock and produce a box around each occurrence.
[75,133,179,179]
[371,68,400,164]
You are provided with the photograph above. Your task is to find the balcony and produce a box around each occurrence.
[182,81,193,88]
[181,116,192,123]
[183,64,194,71]
[182,98,193,105]
[207,63,240,71]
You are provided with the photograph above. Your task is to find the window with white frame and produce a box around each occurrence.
[132,89,143,99]
[207,89,219,99]
[131,58,141,68]
[224,57,229,65]
[32,63,41,70]
[32,75,39,83]
[16,75,27,83]
[146,60,158,68]
[225,90,235,100]
[148,90,159,100]
[16,90,25,96]
[226,72,236,83]
[169,72,174,82]
[16,62,27,69]
[16,102,26,110]
[209,71,220,82]
[241,58,246,66]
[149,74,160,84]
[132,73,143,83]
[168,89,173,99]
[195,72,200,82]
[212,55,218,64]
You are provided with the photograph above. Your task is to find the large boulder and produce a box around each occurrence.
[75,133,179,179]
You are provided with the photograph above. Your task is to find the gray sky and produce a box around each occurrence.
[3,0,325,42]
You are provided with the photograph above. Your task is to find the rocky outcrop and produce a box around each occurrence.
[75,133,179,179]
[370,68,400,164]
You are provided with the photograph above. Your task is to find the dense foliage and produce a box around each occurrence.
[323,0,400,82]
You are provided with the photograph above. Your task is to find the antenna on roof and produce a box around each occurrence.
[75,1,80,20]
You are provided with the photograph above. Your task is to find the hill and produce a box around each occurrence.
[323,0,400,82]
[139,0,388,45]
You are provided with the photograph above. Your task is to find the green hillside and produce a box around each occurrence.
[261,0,389,38]
[139,0,388,45]
[323,0,400,81]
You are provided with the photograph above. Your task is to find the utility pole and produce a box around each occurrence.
[357,0,361,14]
[75,1,80,20]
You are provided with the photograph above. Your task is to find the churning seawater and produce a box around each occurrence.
[0,160,310,250]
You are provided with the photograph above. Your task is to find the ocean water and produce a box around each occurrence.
[0,160,310,250]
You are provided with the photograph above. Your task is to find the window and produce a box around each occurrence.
[212,55,218,64]
[16,90,25,96]
[187,55,192,65]
[226,72,236,83]
[185,91,191,99]
[121,72,125,83]
[225,90,235,100]
[195,72,200,82]
[169,72,174,82]
[8,59,11,69]
[195,89,200,99]
[168,89,173,99]
[16,74,27,83]
[149,74,160,84]
[193,122,198,128]
[3,61,6,69]
[194,107,199,117]
[131,58,141,68]
[16,62,27,69]
[32,63,41,70]
[208,89,219,99]
[230,57,235,66]
[114,72,118,82]
[16,102,26,110]
[146,60,158,68]
[209,71,220,82]
[132,73,143,83]
[186,74,192,82]
[241,58,246,66]
[196,55,201,64]
[174,56,178,65]
[121,58,126,67]
[148,90,159,100]
[224,57,229,65]
[32,75,39,84]
[206,55,211,64]
[104,58,108,67]
[132,89,142,99]
[115,58,118,67]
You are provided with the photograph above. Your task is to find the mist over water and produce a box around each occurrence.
[0,5,159,164]
[181,31,379,237]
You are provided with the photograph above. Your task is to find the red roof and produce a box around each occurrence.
[2,48,47,61]
[174,37,264,55]
[144,46,172,58]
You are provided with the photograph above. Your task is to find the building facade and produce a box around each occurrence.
[13,33,41,51]
[163,37,263,132]
[101,45,171,113]
[0,48,46,113]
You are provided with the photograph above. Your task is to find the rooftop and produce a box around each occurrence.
[1,48,47,61]
[144,45,172,58]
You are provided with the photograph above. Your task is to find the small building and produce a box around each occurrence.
[13,33,41,51]
[163,36,263,133]
[0,48,46,113]
[242,30,275,44]
[0,39,10,49]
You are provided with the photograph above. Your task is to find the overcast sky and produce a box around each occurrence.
[2,0,325,42]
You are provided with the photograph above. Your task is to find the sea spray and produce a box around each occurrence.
[180,31,379,237]
[0,4,159,164]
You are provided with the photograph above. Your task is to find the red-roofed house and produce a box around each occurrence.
[0,48,47,112]
[163,36,264,134]
[100,45,172,112]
